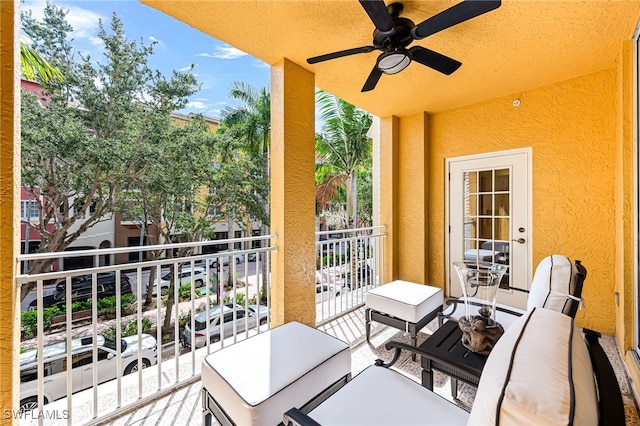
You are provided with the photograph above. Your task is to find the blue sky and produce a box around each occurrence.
[21,0,272,119]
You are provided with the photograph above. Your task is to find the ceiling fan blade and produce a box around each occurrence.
[307,46,375,64]
[361,66,383,92]
[409,46,461,75]
[411,0,501,40]
[359,0,395,35]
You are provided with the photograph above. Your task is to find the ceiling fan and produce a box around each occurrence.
[306,0,501,92]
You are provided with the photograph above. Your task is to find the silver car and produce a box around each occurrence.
[20,334,158,412]
[147,265,207,296]
[181,304,269,348]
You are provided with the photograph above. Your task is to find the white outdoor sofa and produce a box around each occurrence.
[283,307,625,426]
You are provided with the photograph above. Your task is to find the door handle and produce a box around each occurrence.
[511,238,526,244]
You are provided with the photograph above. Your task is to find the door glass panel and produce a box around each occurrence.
[495,194,509,215]
[466,194,477,215]
[479,194,493,215]
[495,169,510,191]
[495,218,510,241]
[478,218,492,239]
[479,170,492,192]
[462,167,512,289]
[466,172,478,194]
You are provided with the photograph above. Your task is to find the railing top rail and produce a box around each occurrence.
[315,225,386,237]
[17,234,278,261]
[16,245,277,284]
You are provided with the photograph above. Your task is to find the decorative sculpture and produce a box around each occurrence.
[452,261,508,355]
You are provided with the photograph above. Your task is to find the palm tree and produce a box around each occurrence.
[221,82,271,298]
[222,82,270,179]
[20,42,63,82]
[315,90,372,228]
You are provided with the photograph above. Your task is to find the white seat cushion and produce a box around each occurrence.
[469,308,598,425]
[308,365,470,426]
[527,254,582,313]
[202,321,350,426]
[365,280,443,323]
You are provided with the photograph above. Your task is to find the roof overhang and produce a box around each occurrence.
[141,1,640,117]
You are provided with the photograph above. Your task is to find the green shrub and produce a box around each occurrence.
[178,283,194,301]
[103,317,152,339]
[97,293,137,310]
[222,293,247,306]
[97,293,138,319]
[317,253,347,268]
[21,306,62,338]
[71,300,92,312]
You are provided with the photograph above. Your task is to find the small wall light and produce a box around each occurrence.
[512,99,521,107]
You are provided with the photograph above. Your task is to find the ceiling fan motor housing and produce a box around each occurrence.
[373,16,415,50]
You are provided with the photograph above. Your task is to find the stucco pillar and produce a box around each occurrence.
[0,0,20,422]
[378,116,399,283]
[270,58,316,327]
[396,113,430,284]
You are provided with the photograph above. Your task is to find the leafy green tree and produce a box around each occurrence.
[118,115,216,313]
[20,5,199,302]
[315,90,373,228]
[207,128,269,231]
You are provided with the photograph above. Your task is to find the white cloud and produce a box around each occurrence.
[197,45,247,60]
[177,64,196,72]
[63,4,105,43]
[186,101,208,110]
[22,1,104,46]
[252,60,270,70]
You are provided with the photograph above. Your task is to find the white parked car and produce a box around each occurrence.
[181,303,269,348]
[316,284,341,303]
[147,265,207,296]
[20,333,158,412]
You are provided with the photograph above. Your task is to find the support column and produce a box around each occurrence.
[378,113,431,286]
[0,1,20,422]
[270,58,316,327]
[396,113,430,284]
[378,116,399,284]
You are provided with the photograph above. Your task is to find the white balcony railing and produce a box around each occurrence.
[315,226,386,325]
[14,227,385,425]
[15,235,276,425]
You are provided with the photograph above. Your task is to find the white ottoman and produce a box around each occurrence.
[365,280,443,359]
[202,321,351,426]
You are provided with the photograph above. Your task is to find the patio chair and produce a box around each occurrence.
[283,308,624,426]
[439,254,587,329]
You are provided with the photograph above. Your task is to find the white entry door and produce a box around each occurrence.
[448,149,531,309]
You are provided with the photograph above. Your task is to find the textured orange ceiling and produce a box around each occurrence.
[141,1,640,117]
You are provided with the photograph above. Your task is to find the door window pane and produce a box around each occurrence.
[462,167,512,289]
[495,169,510,191]
[479,170,493,192]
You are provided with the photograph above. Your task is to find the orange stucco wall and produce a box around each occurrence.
[423,69,619,333]
[0,1,19,421]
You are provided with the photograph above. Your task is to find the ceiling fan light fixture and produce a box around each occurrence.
[377,49,411,74]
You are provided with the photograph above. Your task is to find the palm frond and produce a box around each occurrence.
[20,42,64,82]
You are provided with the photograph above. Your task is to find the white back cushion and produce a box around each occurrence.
[527,255,580,314]
[468,308,598,425]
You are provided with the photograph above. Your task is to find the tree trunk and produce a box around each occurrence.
[261,144,270,301]
[349,172,358,284]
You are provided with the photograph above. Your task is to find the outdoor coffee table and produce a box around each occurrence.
[418,320,488,398]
